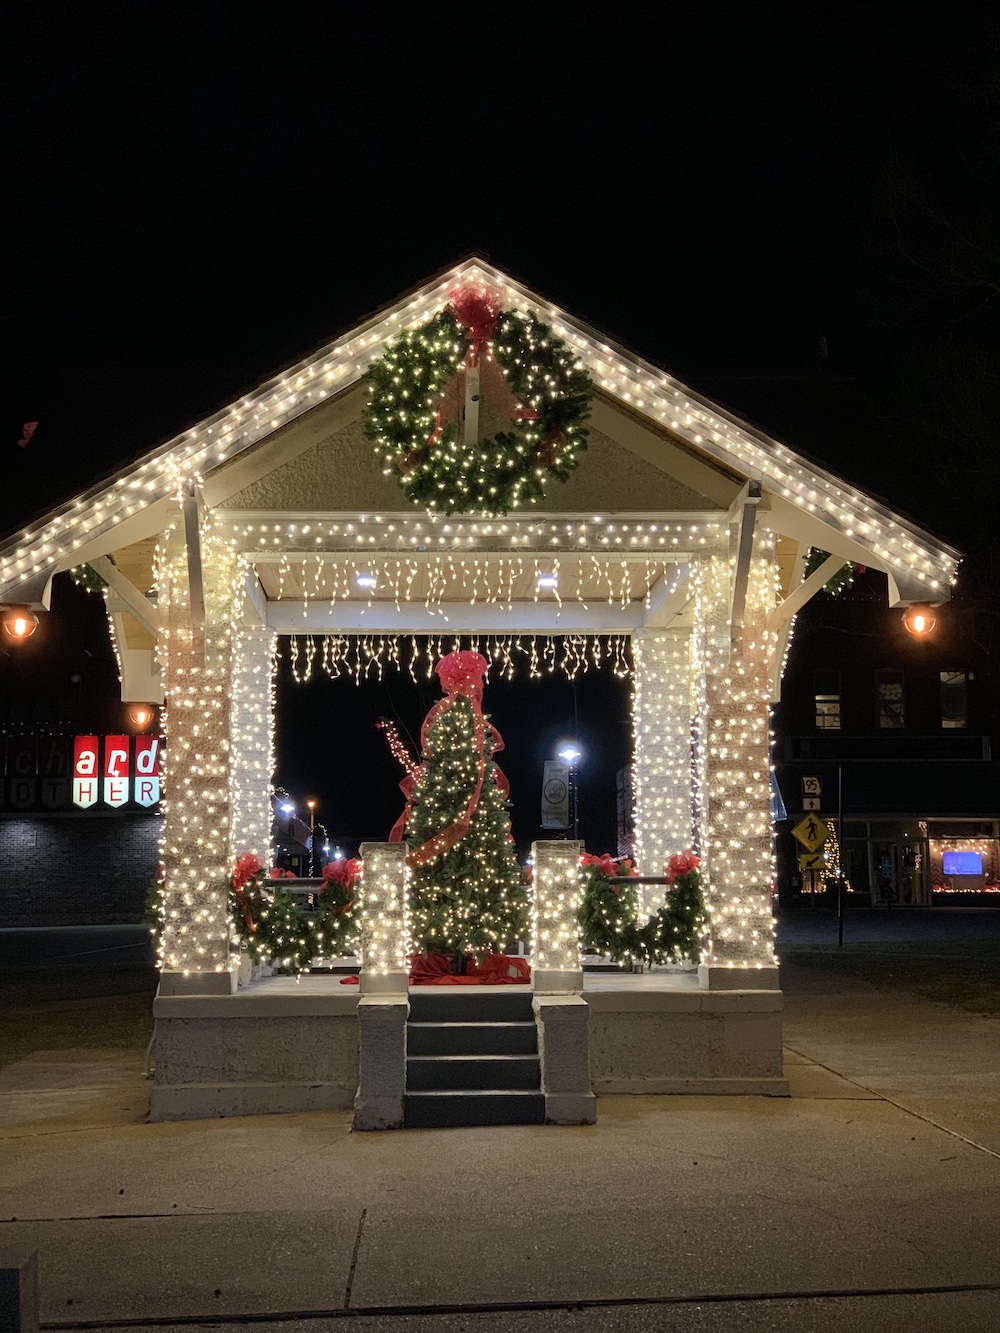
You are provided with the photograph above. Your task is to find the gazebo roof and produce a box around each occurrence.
[0,257,960,609]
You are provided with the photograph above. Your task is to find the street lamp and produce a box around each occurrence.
[556,741,584,839]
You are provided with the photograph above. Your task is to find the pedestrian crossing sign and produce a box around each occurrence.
[791,814,830,852]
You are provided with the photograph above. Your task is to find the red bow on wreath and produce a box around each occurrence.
[424,282,540,452]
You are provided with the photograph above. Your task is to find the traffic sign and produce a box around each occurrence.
[791,813,830,852]
[802,776,822,796]
[799,851,826,872]
[802,796,821,811]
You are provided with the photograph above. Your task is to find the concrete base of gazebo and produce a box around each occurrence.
[148,969,787,1123]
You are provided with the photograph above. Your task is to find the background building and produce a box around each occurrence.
[773,574,999,906]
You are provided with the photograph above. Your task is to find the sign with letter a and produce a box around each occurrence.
[73,735,99,808]
[104,735,130,807]
[134,735,161,807]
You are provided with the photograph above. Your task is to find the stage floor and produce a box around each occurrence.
[235,968,703,997]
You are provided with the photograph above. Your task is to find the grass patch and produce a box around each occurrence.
[0,964,157,1069]
[783,941,1000,1013]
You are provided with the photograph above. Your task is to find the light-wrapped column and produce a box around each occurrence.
[157,523,243,993]
[531,839,583,993]
[692,542,779,985]
[631,628,693,912]
[229,624,276,866]
[358,842,411,993]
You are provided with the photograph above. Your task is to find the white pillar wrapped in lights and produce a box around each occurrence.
[156,526,245,996]
[693,543,781,989]
[531,839,583,994]
[631,628,694,913]
[357,842,411,994]
[228,622,276,867]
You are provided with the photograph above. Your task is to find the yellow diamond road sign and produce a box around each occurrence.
[791,814,830,852]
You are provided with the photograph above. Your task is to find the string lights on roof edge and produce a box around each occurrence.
[0,261,959,603]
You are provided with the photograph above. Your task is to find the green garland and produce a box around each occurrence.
[578,856,641,962]
[804,547,862,597]
[69,563,108,593]
[229,868,360,975]
[364,307,592,516]
[578,855,707,966]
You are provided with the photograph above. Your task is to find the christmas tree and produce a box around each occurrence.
[400,651,528,960]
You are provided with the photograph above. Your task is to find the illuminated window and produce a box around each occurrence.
[940,670,968,729]
[876,669,905,729]
[814,669,841,729]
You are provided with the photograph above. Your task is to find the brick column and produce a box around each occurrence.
[692,545,780,988]
[157,529,242,995]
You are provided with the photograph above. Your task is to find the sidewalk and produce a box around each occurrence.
[0,967,997,1332]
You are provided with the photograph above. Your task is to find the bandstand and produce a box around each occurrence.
[0,258,960,1125]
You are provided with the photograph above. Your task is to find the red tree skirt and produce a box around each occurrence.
[408,952,530,986]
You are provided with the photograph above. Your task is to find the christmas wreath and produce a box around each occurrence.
[364,281,592,515]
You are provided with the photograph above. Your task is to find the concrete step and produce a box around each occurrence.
[407,1055,541,1092]
[404,1089,545,1129]
[407,1021,538,1056]
[407,990,534,1023]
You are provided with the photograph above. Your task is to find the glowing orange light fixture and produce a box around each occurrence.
[902,604,937,638]
[1,606,39,641]
[129,704,155,729]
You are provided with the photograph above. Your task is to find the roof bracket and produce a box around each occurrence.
[183,480,206,658]
[729,479,762,657]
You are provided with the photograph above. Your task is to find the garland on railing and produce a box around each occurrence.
[224,853,362,974]
[578,849,707,965]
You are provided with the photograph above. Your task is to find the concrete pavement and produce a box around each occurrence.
[0,964,998,1331]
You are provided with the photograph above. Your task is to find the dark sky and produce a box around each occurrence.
[4,8,998,851]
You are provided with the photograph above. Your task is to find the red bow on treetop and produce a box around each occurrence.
[435,649,489,706]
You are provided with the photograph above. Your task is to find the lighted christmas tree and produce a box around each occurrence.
[399,650,528,960]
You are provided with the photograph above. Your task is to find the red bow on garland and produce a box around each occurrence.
[424,282,540,451]
[665,850,700,883]
[232,853,263,932]
[389,650,509,866]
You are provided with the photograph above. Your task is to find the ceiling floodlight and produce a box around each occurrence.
[902,604,937,638]
[536,572,559,590]
[1,606,39,641]
[129,704,154,729]
[354,572,378,590]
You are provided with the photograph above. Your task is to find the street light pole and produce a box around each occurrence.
[307,799,317,877]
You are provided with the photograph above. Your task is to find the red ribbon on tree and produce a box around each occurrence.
[424,282,540,451]
[389,650,509,865]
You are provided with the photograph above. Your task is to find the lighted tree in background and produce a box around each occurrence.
[397,651,528,959]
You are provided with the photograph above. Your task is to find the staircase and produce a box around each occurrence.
[404,990,545,1128]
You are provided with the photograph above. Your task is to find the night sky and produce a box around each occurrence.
[5,9,998,852]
